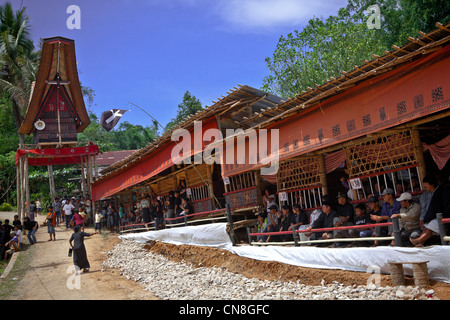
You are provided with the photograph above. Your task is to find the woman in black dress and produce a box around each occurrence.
[69,225,97,272]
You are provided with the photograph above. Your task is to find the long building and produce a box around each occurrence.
[91,22,450,230]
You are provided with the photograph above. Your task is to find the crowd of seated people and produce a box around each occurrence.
[255,175,450,248]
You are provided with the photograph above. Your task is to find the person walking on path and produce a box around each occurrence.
[63,199,75,230]
[71,209,84,230]
[69,225,98,273]
[45,206,56,241]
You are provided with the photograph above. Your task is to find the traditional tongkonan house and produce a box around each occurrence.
[221,22,450,213]
[15,37,99,220]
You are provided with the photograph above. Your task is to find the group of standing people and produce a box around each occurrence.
[117,181,195,231]
[15,195,97,273]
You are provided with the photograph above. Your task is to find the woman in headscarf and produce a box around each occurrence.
[69,225,98,272]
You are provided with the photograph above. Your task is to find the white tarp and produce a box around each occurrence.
[119,223,233,249]
[120,223,450,283]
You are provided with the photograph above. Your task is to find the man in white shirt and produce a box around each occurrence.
[63,200,75,229]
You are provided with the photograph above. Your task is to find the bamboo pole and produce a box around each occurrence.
[317,154,328,197]
[206,164,215,209]
[81,156,86,197]
[410,128,426,183]
[24,154,30,220]
[94,155,98,179]
[87,155,93,197]
[48,165,56,204]
[20,157,25,220]
[16,158,22,219]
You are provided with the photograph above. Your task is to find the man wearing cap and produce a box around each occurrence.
[372,188,401,223]
[390,192,421,246]
[265,205,279,236]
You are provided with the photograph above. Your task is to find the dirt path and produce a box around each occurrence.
[1,212,157,300]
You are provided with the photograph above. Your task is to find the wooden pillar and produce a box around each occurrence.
[94,155,98,179]
[20,157,25,220]
[411,128,426,184]
[254,170,262,206]
[87,155,93,197]
[318,154,328,197]
[24,154,30,219]
[48,165,56,204]
[81,156,87,197]
[206,164,215,209]
[16,158,22,220]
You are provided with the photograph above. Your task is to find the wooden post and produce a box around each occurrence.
[80,156,86,197]
[47,165,56,204]
[318,154,328,197]
[20,157,25,220]
[94,155,98,179]
[254,170,262,206]
[411,128,426,183]
[87,155,93,197]
[24,154,30,219]
[16,158,22,220]
[206,164,215,209]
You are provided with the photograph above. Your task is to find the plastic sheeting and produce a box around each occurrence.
[119,223,233,249]
[120,223,450,283]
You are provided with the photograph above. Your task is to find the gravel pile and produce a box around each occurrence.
[102,240,438,300]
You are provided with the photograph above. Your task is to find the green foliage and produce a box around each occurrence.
[77,112,160,152]
[346,0,450,47]
[165,91,203,132]
[262,0,450,98]
[0,202,12,211]
[0,95,18,153]
[262,7,386,98]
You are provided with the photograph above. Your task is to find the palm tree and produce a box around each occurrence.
[0,2,38,146]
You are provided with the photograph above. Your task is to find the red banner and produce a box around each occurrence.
[15,143,99,166]
[91,117,219,201]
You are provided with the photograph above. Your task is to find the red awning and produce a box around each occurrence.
[15,143,99,166]
[91,117,219,201]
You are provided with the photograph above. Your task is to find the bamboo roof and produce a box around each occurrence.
[19,37,90,135]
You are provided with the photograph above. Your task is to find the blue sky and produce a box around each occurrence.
[13,0,348,128]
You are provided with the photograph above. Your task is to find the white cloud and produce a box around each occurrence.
[213,0,348,33]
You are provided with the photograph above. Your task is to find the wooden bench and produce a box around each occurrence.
[389,260,430,287]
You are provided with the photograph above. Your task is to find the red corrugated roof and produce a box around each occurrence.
[96,150,138,167]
